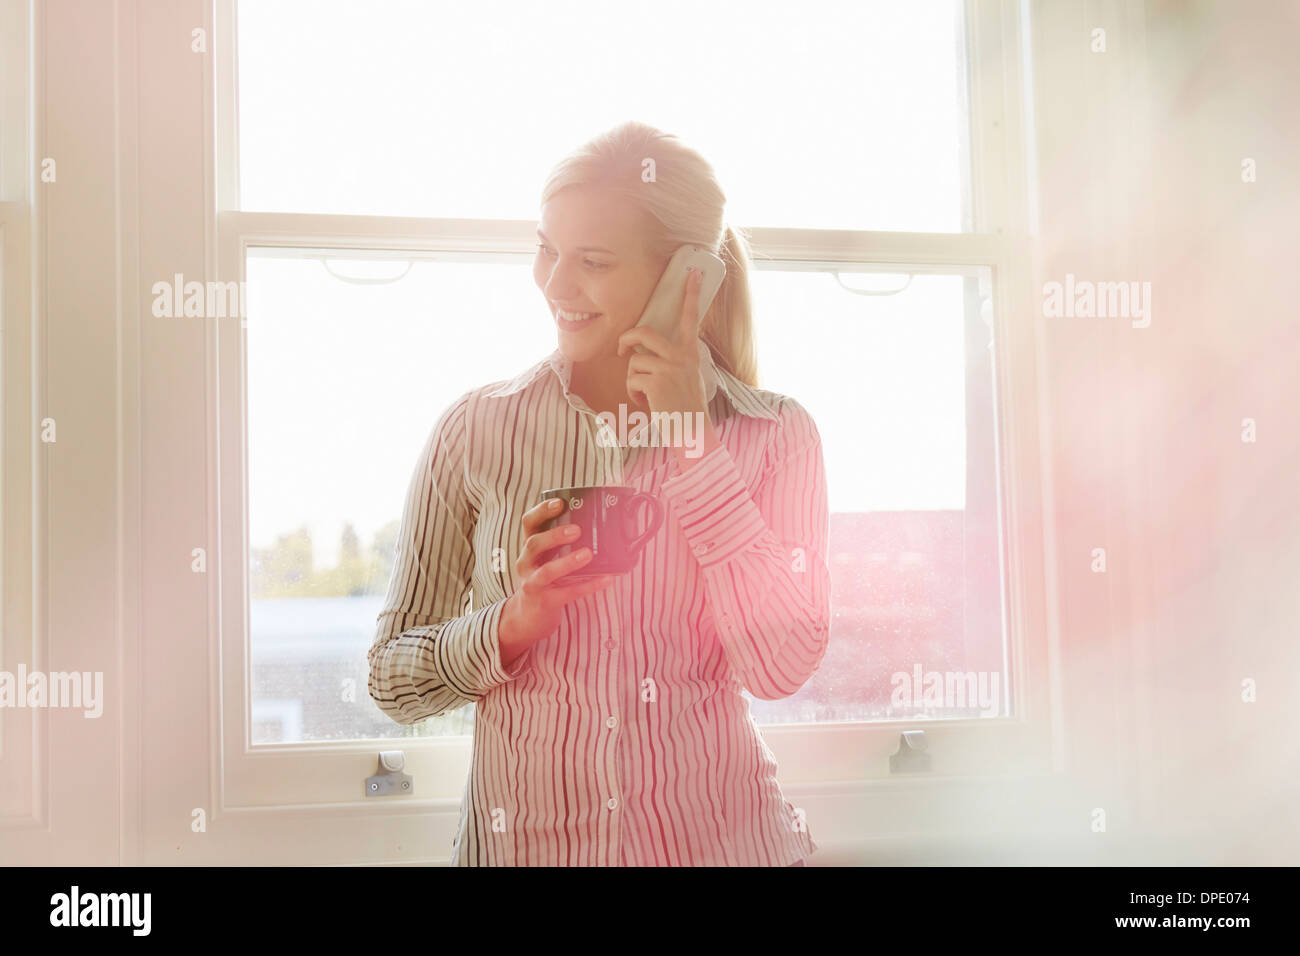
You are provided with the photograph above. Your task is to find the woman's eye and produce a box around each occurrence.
[536,244,608,270]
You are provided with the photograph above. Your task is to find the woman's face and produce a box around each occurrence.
[533,186,667,364]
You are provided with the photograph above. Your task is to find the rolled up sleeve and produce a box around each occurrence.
[659,398,831,700]
[367,391,532,724]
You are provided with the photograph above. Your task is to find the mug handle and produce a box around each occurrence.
[622,492,663,558]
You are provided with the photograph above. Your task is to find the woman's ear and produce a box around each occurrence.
[645,246,672,280]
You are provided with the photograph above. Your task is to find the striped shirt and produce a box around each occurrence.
[367,338,831,866]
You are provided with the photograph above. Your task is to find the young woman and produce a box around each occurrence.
[368,121,831,866]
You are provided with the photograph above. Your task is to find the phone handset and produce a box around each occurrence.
[631,245,726,355]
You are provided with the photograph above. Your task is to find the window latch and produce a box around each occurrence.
[889,730,931,774]
[366,750,413,797]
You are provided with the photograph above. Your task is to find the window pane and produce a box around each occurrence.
[247,253,553,743]
[236,0,970,231]
[742,268,1009,725]
[246,254,1006,743]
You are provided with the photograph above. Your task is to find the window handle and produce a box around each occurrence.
[833,271,914,296]
[315,256,415,286]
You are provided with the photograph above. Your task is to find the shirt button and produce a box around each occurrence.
[606,715,618,729]
[694,542,713,556]
[607,797,619,811]
[605,639,617,650]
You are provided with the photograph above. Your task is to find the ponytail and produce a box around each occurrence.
[701,223,758,387]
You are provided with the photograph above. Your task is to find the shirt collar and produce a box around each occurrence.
[484,339,779,422]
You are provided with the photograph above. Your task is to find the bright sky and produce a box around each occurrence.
[238,0,972,568]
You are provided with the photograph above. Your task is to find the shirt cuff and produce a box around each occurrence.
[434,598,533,698]
[660,441,769,568]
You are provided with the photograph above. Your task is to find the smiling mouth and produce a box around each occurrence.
[555,307,603,326]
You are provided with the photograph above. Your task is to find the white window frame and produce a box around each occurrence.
[208,0,1059,857]
[0,0,39,831]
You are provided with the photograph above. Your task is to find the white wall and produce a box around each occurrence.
[1025,0,1300,861]
[2,0,1296,865]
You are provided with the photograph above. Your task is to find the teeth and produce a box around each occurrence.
[557,308,600,322]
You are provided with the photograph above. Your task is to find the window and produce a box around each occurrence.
[236,0,969,231]
[217,0,1050,808]
[246,253,550,743]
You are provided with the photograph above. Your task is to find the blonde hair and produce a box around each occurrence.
[539,120,759,387]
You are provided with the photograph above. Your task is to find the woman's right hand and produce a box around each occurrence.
[498,498,615,666]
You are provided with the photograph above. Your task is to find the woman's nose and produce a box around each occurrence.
[542,261,580,299]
